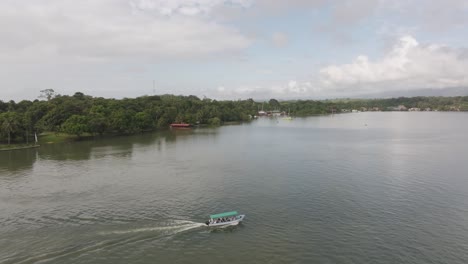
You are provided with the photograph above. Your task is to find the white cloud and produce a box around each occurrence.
[329,0,379,26]
[0,0,251,62]
[130,0,251,16]
[212,80,315,100]
[272,32,288,48]
[258,69,273,75]
[210,36,468,100]
[381,0,468,32]
[319,35,468,91]
[2,1,468,101]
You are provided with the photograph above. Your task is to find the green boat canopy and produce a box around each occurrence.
[210,211,238,219]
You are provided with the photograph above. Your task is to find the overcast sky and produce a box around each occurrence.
[1,0,468,101]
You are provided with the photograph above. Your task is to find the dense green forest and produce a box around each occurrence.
[1,89,467,144]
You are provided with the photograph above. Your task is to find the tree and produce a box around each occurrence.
[134,111,154,131]
[88,113,108,135]
[61,115,89,137]
[39,89,57,101]
[109,109,135,134]
[0,100,8,113]
[268,98,280,110]
[208,117,221,126]
[0,112,21,145]
[88,105,109,135]
[24,101,48,133]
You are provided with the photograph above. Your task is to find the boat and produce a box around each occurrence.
[205,211,245,227]
[170,123,192,128]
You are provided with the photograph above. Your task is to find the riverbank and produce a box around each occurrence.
[37,131,161,144]
[1,124,227,149]
[0,144,40,151]
[0,132,85,149]
[38,132,89,144]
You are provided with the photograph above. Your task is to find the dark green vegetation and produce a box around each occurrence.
[0,91,258,144]
[279,96,468,116]
[1,90,467,144]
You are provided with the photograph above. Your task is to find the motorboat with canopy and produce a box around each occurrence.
[205,211,245,227]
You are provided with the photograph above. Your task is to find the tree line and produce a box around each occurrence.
[1,90,467,144]
[322,96,468,112]
[0,90,260,144]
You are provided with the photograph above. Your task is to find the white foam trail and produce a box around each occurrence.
[13,240,112,264]
[99,221,205,235]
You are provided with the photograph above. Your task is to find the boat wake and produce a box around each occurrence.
[99,220,205,236]
[6,221,206,264]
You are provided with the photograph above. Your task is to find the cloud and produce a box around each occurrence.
[0,0,251,63]
[313,0,468,45]
[329,0,379,26]
[212,80,316,100]
[272,32,288,48]
[313,0,379,44]
[319,35,468,92]
[211,35,468,100]
[382,0,468,32]
[253,0,326,13]
[130,0,251,16]
[2,1,468,101]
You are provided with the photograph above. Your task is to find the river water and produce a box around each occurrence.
[1,112,468,264]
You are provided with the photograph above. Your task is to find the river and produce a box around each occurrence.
[1,112,468,263]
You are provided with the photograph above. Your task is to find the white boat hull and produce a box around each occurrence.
[206,215,245,227]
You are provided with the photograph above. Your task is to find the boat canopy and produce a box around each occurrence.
[210,211,238,219]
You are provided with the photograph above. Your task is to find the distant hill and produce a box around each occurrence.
[356,87,468,99]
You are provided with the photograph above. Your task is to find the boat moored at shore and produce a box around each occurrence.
[170,123,192,128]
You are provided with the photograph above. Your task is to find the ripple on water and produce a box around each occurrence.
[2,114,468,263]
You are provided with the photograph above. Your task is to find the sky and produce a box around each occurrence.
[1,0,468,101]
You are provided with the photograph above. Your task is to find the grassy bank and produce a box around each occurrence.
[39,132,76,144]
[1,132,103,150]
[0,131,78,150]
[1,125,227,149]
[39,132,94,144]
[0,144,40,151]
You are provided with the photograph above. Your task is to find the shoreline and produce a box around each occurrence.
[0,145,40,152]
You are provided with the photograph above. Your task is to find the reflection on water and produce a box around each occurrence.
[0,148,37,172]
[0,128,220,174]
